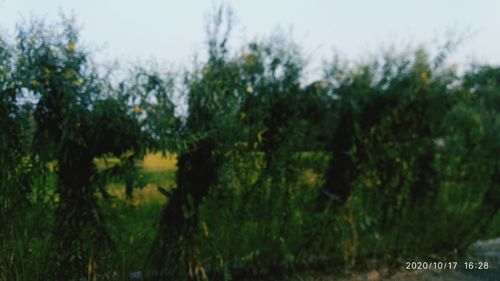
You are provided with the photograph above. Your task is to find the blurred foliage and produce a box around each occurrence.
[0,11,500,281]
[9,17,143,280]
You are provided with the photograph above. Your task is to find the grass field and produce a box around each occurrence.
[97,153,177,205]
[96,153,178,273]
[97,152,329,277]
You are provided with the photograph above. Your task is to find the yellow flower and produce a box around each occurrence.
[256,129,265,143]
[133,107,143,114]
[241,53,257,66]
[67,41,75,51]
[31,80,39,87]
[64,70,77,79]
[420,71,430,85]
[245,86,253,94]
[201,222,209,237]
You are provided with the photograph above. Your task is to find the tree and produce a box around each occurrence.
[16,19,141,279]
[0,33,38,278]
[146,6,242,280]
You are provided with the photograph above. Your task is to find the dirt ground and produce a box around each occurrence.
[301,268,498,281]
[301,238,500,281]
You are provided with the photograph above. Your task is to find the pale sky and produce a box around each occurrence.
[0,0,499,80]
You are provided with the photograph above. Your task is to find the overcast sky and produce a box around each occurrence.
[0,0,499,80]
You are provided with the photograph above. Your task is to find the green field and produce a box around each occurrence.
[97,152,328,278]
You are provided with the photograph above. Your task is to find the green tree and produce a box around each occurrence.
[16,19,141,279]
[146,7,242,280]
[0,33,38,279]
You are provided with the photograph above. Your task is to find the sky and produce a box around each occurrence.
[0,0,499,80]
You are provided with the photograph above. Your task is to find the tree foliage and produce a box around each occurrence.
[1,12,500,281]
